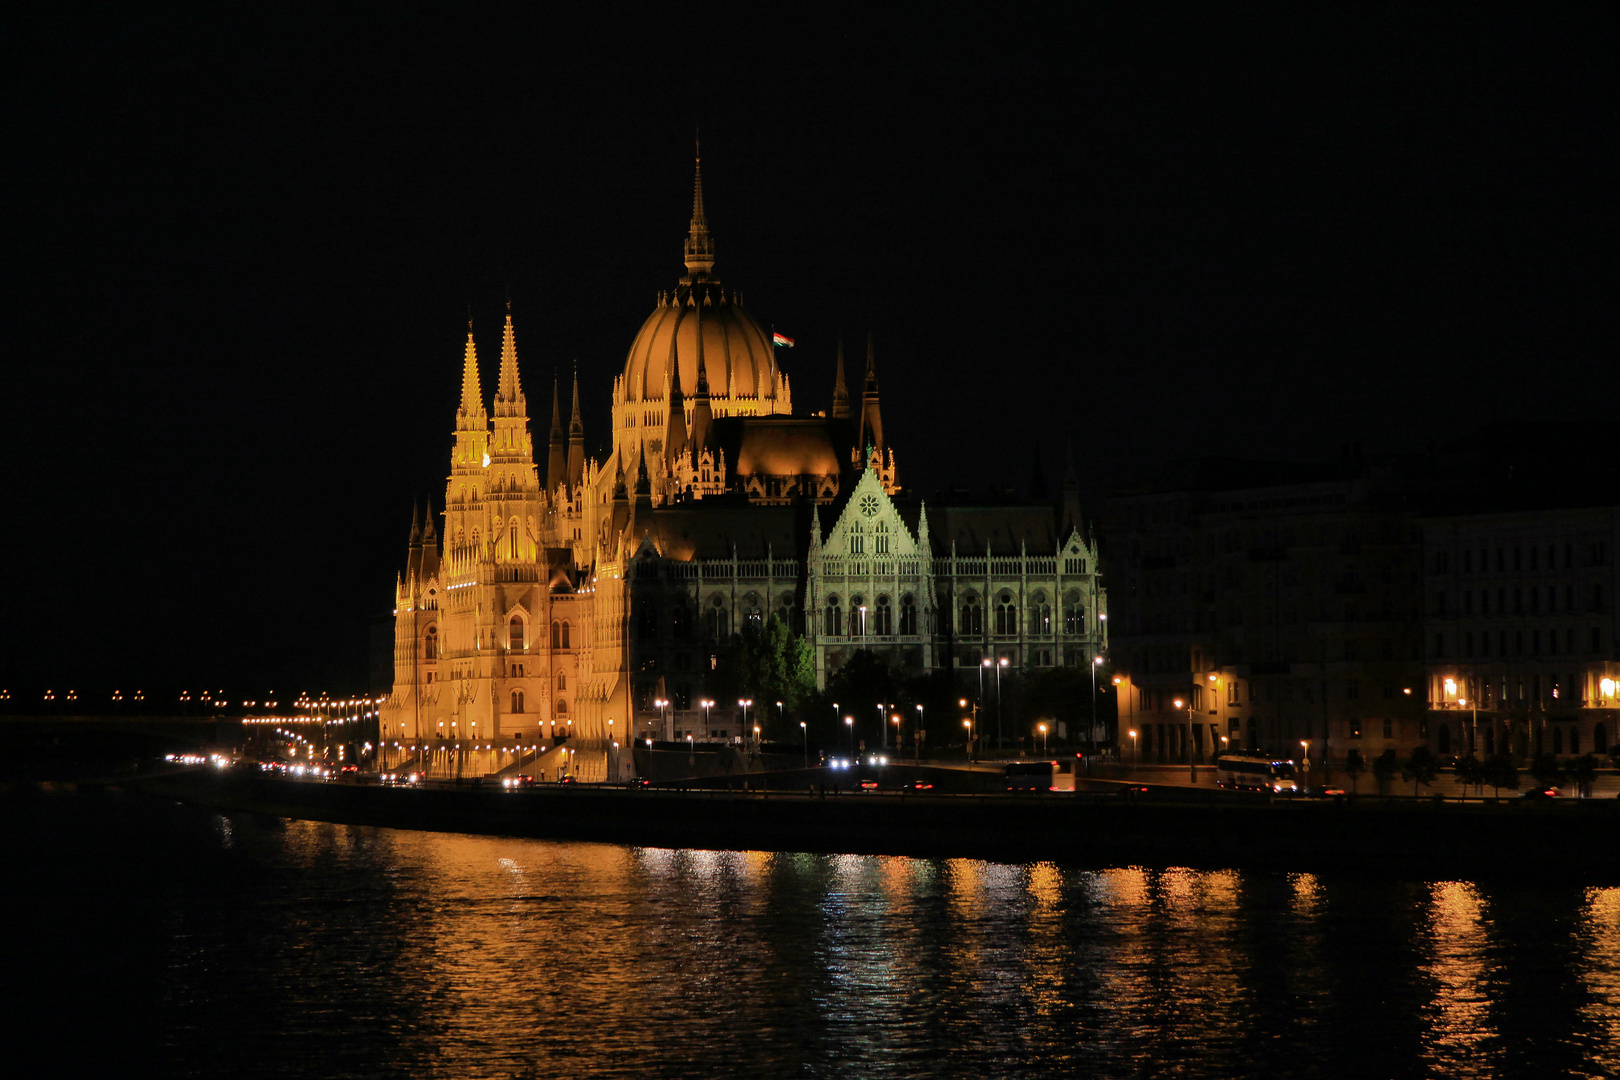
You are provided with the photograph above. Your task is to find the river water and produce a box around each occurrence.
[5,783,1617,1079]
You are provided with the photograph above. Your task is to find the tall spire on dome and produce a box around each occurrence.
[831,338,851,419]
[689,303,714,454]
[683,134,716,279]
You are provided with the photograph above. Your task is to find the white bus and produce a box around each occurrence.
[1215,755,1299,794]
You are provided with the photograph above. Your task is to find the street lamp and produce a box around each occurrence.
[844,715,854,754]
[739,699,753,748]
[963,717,974,763]
[654,697,669,742]
[877,702,886,750]
[1174,698,1194,783]
[1128,728,1138,774]
[1090,655,1103,757]
[915,704,924,764]
[799,720,807,768]
[1038,722,1048,753]
[891,713,902,754]
[1300,739,1311,785]
[701,699,714,737]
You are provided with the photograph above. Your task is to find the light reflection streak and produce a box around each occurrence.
[1419,880,1495,1075]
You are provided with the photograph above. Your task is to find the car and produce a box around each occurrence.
[1302,786,1346,799]
[1518,787,1561,800]
[906,781,934,791]
[1112,785,1150,799]
[501,775,534,790]
[859,779,881,790]
[555,776,577,785]
[625,778,650,788]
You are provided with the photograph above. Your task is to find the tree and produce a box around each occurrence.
[1342,748,1367,794]
[1454,754,1485,797]
[1568,753,1599,799]
[1481,753,1520,798]
[712,615,815,738]
[1528,752,1564,793]
[1371,749,1399,795]
[1402,745,1439,797]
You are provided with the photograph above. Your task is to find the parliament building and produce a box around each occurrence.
[380,159,1107,780]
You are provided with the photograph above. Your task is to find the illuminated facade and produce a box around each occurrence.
[381,157,1105,779]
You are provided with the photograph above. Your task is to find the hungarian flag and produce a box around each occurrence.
[772,332,794,348]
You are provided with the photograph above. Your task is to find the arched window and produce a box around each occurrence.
[1552,726,1563,755]
[960,594,983,636]
[423,625,438,659]
[510,518,520,559]
[1063,590,1084,635]
[705,596,729,640]
[1594,723,1609,754]
[556,699,568,717]
[556,672,567,692]
[550,621,561,649]
[995,592,1019,636]
[899,594,918,635]
[874,595,893,635]
[1438,723,1451,755]
[1570,727,1580,754]
[777,597,797,634]
[874,520,890,555]
[848,523,864,555]
[672,604,693,638]
[742,593,763,632]
[1030,591,1051,635]
[825,596,842,636]
[559,621,571,649]
[509,615,525,650]
[850,594,866,637]
[511,690,525,714]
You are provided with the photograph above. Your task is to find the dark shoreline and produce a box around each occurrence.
[102,767,1620,881]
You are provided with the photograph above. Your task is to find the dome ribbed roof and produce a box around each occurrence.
[623,285,778,403]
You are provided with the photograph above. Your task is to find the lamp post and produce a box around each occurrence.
[1300,740,1311,787]
[799,720,807,768]
[844,715,854,755]
[1128,728,1138,775]
[1174,698,1193,784]
[877,702,886,750]
[891,713,902,756]
[1038,722,1048,753]
[1090,655,1102,757]
[915,704,924,764]
[996,657,1009,754]
[963,717,974,763]
[739,699,753,749]
[655,697,669,742]
[701,699,714,739]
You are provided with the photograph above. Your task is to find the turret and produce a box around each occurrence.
[688,306,714,457]
[682,139,715,280]
[664,372,688,467]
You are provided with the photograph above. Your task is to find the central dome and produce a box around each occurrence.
[623,285,781,403]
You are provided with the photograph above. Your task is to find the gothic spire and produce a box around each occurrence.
[457,323,485,426]
[547,376,567,491]
[858,331,884,455]
[566,363,585,490]
[494,305,525,414]
[830,338,851,419]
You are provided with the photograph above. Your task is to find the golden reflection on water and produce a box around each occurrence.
[1420,881,1495,1076]
[238,821,1620,1079]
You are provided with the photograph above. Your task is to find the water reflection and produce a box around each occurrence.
[11,789,1618,1080]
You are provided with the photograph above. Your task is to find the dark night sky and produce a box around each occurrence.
[6,8,1614,698]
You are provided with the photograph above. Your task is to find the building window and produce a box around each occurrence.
[850,594,867,636]
[1346,679,1360,700]
[825,596,843,636]
[899,594,918,635]
[556,672,566,692]
[1030,592,1051,635]
[511,690,525,714]
[672,604,693,638]
[961,595,983,636]
[848,528,864,555]
[742,594,763,632]
[706,597,730,640]
[1383,717,1393,739]
[874,521,890,555]
[994,592,1018,636]
[424,625,438,660]
[509,615,525,650]
[556,699,568,717]
[1063,590,1084,635]
[874,595,893,636]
